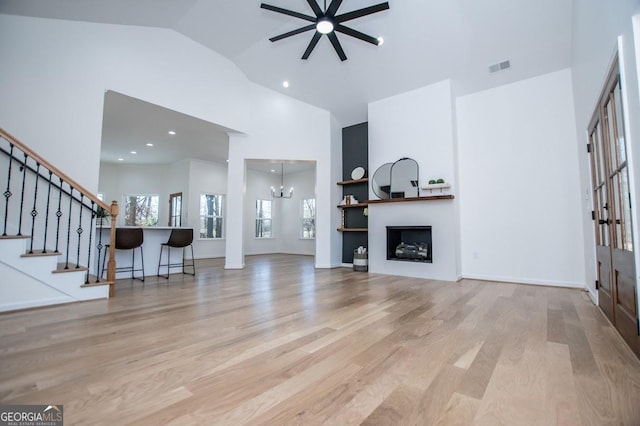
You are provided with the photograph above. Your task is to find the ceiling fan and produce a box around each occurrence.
[260,0,390,61]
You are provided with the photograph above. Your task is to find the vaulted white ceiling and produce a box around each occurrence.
[0,0,574,126]
[1,0,574,171]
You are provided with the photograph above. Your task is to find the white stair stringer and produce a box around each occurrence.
[0,237,109,312]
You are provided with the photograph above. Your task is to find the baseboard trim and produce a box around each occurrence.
[461,274,585,289]
[224,263,245,270]
[586,287,598,304]
[315,263,342,269]
[0,296,73,313]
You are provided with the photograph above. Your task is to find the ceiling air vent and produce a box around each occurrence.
[489,60,511,73]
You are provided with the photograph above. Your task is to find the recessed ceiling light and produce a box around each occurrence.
[377,37,384,46]
[168,130,176,135]
[282,81,289,88]
[146,143,153,147]
[270,169,276,173]
[117,158,124,161]
[130,151,137,154]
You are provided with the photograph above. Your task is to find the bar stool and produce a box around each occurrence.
[157,228,195,278]
[101,227,145,281]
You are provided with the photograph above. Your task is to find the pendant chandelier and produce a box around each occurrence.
[271,163,293,199]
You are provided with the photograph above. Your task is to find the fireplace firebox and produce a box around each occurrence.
[386,226,432,263]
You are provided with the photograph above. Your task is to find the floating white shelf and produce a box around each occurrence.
[421,183,452,194]
[421,183,451,190]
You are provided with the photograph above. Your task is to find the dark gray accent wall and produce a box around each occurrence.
[342,123,368,180]
[341,122,368,264]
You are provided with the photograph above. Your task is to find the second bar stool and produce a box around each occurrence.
[157,228,195,278]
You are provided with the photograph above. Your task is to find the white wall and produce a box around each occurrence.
[0,15,250,191]
[99,162,170,226]
[187,159,228,259]
[225,83,338,269]
[99,159,228,259]
[369,80,457,192]
[368,80,459,281]
[244,168,280,255]
[571,1,640,302]
[0,15,338,269]
[243,167,316,256]
[457,69,584,287]
[330,115,344,267]
[279,169,316,256]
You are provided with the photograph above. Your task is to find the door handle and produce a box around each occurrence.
[599,219,609,225]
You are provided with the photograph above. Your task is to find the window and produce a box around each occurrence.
[301,198,316,239]
[124,195,159,226]
[97,193,104,201]
[255,199,272,238]
[199,194,223,239]
[169,192,182,227]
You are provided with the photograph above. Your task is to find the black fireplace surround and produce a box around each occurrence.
[386,226,432,263]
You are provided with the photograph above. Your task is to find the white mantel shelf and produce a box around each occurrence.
[367,195,454,204]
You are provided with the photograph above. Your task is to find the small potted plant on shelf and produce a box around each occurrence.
[95,206,110,227]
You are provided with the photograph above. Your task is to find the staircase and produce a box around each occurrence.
[0,235,109,311]
[0,128,118,312]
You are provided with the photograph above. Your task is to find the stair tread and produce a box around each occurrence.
[53,263,89,273]
[21,251,62,257]
[0,234,31,239]
[81,275,114,288]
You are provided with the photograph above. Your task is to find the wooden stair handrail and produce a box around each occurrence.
[0,128,112,213]
[1,127,119,296]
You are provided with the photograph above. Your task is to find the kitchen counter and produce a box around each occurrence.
[98,227,195,278]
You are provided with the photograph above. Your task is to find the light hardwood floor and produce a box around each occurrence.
[1,254,639,425]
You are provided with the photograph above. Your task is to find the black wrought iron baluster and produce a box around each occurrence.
[2,143,14,236]
[65,185,73,270]
[17,153,28,236]
[75,194,84,269]
[54,177,63,253]
[96,211,103,283]
[42,171,53,253]
[28,162,41,254]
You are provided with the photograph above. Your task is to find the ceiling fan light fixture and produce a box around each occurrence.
[261,1,389,61]
[316,17,334,34]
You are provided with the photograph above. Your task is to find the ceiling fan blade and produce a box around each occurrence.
[270,24,316,42]
[302,32,322,59]
[306,0,323,17]
[335,2,389,23]
[326,0,343,17]
[335,24,379,45]
[260,3,316,22]
[327,32,347,61]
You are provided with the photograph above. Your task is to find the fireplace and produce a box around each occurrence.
[386,226,432,263]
